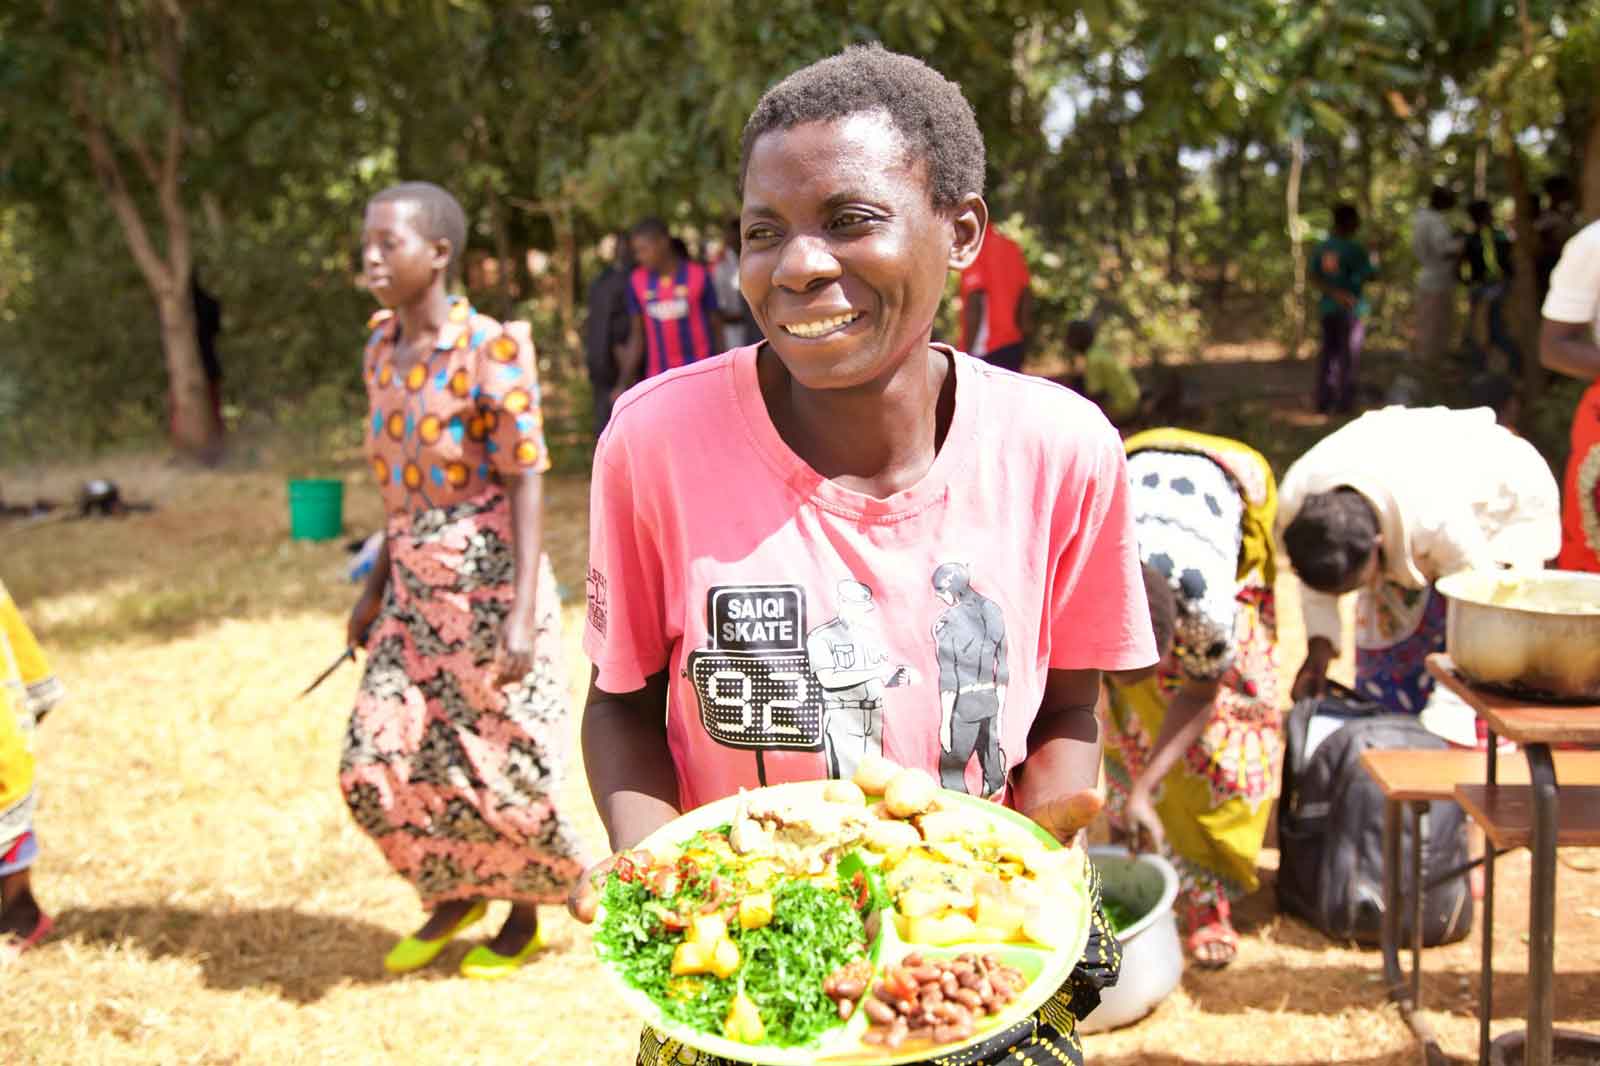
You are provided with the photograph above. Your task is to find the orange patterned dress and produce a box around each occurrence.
[341,298,585,906]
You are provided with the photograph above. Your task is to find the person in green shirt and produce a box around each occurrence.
[1461,199,1521,374]
[1310,203,1377,413]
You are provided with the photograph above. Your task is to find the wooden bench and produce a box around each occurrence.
[1455,783,1600,849]
[1361,748,1600,803]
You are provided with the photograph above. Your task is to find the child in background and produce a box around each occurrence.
[1310,204,1376,414]
[1069,319,1140,424]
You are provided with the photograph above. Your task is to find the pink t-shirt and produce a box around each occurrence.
[584,345,1155,812]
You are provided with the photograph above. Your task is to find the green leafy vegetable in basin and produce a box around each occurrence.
[1103,895,1143,934]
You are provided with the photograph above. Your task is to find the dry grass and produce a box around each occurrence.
[3,452,1597,1066]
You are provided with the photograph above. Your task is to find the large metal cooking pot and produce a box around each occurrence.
[1436,570,1600,702]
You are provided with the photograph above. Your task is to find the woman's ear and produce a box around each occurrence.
[948,193,988,271]
[431,238,453,277]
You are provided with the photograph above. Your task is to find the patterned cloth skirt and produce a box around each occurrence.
[1103,579,1281,906]
[1353,578,1447,715]
[635,865,1122,1066]
[340,489,585,906]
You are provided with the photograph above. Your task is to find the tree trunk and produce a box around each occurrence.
[1106,54,1132,275]
[1359,121,1376,223]
[71,5,219,462]
[1583,107,1600,219]
[1505,117,1543,403]
[1508,0,1544,403]
[1166,146,1183,283]
[1286,131,1308,358]
[557,205,579,373]
[1212,138,1242,308]
[484,177,516,321]
[158,287,214,457]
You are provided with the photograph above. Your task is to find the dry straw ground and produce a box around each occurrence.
[3,453,1597,1066]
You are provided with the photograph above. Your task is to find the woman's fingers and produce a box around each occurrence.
[1022,788,1105,844]
[568,869,602,924]
[493,648,534,687]
[569,854,626,923]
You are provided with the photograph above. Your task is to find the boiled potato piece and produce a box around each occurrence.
[852,752,901,796]
[822,779,867,806]
[744,860,778,890]
[724,990,765,1044]
[690,913,729,946]
[974,882,1027,941]
[928,841,979,867]
[1023,902,1071,948]
[865,818,922,853]
[738,892,774,930]
[709,936,742,979]
[884,768,938,818]
[672,941,708,975]
[1018,843,1082,882]
[918,809,988,843]
[896,887,946,918]
[905,911,980,946]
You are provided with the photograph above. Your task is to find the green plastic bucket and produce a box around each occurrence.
[287,478,344,541]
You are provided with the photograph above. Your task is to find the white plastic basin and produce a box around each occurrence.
[1079,845,1183,1032]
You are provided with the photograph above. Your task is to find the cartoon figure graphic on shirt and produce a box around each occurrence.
[931,562,1008,796]
[805,579,911,780]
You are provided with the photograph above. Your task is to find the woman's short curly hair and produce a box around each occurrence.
[739,43,986,211]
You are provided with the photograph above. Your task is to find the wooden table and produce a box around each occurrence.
[1362,748,1600,1066]
[1426,654,1600,1066]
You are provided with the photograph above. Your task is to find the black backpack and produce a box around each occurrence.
[1276,686,1473,947]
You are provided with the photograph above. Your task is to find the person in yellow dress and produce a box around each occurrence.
[1102,429,1280,968]
[0,579,65,958]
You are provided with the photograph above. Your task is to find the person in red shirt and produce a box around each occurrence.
[959,225,1033,372]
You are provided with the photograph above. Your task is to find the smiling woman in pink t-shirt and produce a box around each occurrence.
[573,46,1157,1066]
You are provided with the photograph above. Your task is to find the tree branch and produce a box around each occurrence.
[72,78,171,296]
[157,5,183,199]
[127,134,165,190]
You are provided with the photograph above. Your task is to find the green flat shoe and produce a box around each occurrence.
[383,901,488,975]
[459,924,549,981]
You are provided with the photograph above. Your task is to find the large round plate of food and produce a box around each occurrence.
[593,755,1093,1066]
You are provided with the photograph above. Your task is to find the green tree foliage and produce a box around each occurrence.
[1,1,1595,462]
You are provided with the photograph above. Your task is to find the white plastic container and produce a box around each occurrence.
[1079,846,1183,1033]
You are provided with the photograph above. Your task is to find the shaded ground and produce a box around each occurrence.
[2,431,1596,1065]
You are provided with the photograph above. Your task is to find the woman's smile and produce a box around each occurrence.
[777,310,865,340]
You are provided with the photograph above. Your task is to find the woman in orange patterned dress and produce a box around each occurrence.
[343,182,584,979]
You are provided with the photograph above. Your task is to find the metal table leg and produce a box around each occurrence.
[1383,796,1446,1064]
[1525,742,1558,1066]
[1412,802,1427,1007]
[1479,730,1499,1066]
[1383,798,1405,1000]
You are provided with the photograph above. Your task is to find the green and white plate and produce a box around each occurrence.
[595,781,1092,1066]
